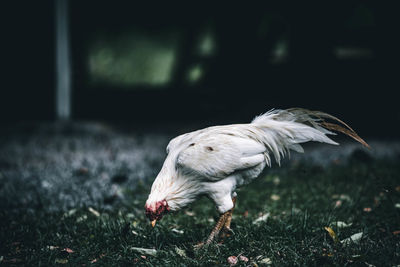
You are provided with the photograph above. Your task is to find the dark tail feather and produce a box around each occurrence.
[287,108,370,149]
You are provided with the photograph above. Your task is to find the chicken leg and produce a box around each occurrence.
[205,196,237,245]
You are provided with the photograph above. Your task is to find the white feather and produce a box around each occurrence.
[146,108,360,214]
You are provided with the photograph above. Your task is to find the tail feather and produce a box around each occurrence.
[251,108,369,165]
[286,108,370,148]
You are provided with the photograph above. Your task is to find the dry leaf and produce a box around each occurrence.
[334,200,342,208]
[227,256,238,266]
[130,247,157,256]
[363,207,372,212]
[259,257,272,265]
[76,215,87,223]
[341,232,363,246]
[184,211,195,216]
[330,221,352,228]
[171,228,184,234]
[90,253,106,263]
[392,230,400,235]
[253,213,270,225]
[324,227,339,243]
[88,207,100,217]
[62,248,74,254]
[270,194,280,201]
[175,247,187,257]
[239,255,249,262]
[131,230,139,236]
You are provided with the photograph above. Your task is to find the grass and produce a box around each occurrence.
[1,157,400,266]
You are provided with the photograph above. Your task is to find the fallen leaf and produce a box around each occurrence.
[239,255,249,262]
[90,254,105,264]
[88,207,100,217]
[175,247,187,257]
[322,252,333,257]
[363,207,372,212]
[392,230,400,235]
[324,227,339,243]
[184,211,195,216]
[334,200,342,208]
[140,255,147,259]
[76,215,87,223]
[227,256,238,266]
[171,228,184,234]
[253,213,270,225]
[131,230,139,235]
[270,194,280,201]
[62,248,74,254]
[259,257,272,265]
[130,247,157,256]
[341,232,363,246]
[330,221,353,228]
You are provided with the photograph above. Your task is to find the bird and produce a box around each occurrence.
[144,108,369,245]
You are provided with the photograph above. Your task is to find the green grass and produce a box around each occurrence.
[1,159,400,266]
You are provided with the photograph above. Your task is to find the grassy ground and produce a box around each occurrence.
[1,157,400,266]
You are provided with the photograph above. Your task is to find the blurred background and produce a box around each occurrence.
[1,1,399,212]
[2,1,399,136]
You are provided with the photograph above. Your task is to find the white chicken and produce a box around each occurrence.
[145,108,369,245]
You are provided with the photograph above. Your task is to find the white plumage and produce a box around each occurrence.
[145,108,368,243]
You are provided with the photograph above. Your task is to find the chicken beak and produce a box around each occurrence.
[151,219,157,227]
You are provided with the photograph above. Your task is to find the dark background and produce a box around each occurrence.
[2,1,399,137]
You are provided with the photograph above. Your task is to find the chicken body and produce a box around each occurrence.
[145,108,368,243]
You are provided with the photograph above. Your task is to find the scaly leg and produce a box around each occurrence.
[223,196,236,231]
[204,196,237,245]
[205,211,229,245]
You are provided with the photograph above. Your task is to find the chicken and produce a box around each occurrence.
[145,108,369,245]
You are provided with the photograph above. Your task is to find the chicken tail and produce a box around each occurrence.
[251,108,369,165]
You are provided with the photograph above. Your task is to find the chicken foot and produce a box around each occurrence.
[205,196,237,245]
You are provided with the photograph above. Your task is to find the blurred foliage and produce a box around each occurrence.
[88,30,180,87]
